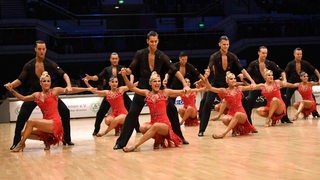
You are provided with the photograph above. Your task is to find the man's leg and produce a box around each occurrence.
[281,88,295,123]
[198,92,207,121]
[58,99,74,145]
[198,91,216,136]
[123,92,140,132]
[93,98,111,135]
[114,94,145,150]
[167,98,189,144]
[311,94,320,118]
[11,101,37,150]
[243,90,261,125]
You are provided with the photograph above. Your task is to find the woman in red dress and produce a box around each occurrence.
[178,78,205,126]
[286,72,319,120]
[5,71,90,152]
[120,71,191,152]
[84,76,131,137]
[254,69,289,126]
[204,71,255,139]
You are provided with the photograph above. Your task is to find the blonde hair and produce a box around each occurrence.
[149,71,160,83]
[264,69,273,77]
[40,71,50,81]
[225,71,234,81]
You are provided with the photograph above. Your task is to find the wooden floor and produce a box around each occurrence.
[1,107,320,180]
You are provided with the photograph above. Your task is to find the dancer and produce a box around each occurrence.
[83,52,134,136]
[286,72,319,120]
[254,69,289,126]
[204,71,255,139]
[198,35,255,137]
[121,71,185,152]
[244,46,287,126]
[113,31,190,150]
[178,78,206,126]
[83,76,133,137]
[285,47,320,118]
[5,71,90,152]
[5,40,74,150]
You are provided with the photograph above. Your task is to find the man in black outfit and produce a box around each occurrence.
[6,40,74,150]
[113,31,190,150]
[163,51,204,90]
[284,47,320,119]
[83,52,134,135]
[163,51,205,120]
[244,46,288,126]
[198,35,255,137]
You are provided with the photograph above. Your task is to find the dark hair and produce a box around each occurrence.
[219,35,229,42]
[179,51,188,57]
[294,47,302,53]
[110,52,119,56]
[35,40,45,47]
[147,31,158,39]
[258,46,267,51]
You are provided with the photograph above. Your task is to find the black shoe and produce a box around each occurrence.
[198,131,204,137]
[113,144,124,150]
[253,129,258,133]
[312,111,320,118]
[10,144,17,150]
[281,116,293,123]
[92,130,99,136]
[182,139,189,145]
[63,141,75,146]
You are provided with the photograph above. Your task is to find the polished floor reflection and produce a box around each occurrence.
[1,107,320,180]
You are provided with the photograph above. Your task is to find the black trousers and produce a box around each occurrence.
[12,98,70,145]
[115,93,185,147]
[243,90,263,125]
[198,91,218,133]
[93,93,133,133]
[199,80,227,133]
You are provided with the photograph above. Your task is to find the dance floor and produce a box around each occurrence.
[1,107,320,180]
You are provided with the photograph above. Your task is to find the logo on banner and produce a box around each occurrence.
[15,105,21,115]
[90,103,100,113]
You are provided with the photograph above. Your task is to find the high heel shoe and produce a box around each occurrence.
[11,143,25,152]
[63,141,75,146]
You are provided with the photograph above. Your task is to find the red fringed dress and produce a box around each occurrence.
[181,93,199,126]
[297,83,316,117]
[261,83,286,124]
[225,87,255,135]
[145,91,182,147]
[106,90,128,132]
[34,91,64,145]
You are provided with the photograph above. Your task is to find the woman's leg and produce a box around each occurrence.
[123,123,169,152]
[293,100,313,120]
[12,119,54,152]
[98,115,126,137]
[180,107,196,125]
[213,113,246,139]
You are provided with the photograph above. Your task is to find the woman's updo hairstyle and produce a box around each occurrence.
[149,71,160,83]
[225,71,234,81]
[40,71,50,81]
[263,69,273,78]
